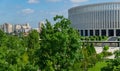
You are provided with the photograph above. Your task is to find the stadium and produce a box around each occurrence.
[68,2,120,36]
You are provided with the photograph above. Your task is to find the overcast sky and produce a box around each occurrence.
[0,0,119,28]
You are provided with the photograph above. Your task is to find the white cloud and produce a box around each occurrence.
[28,0,39,4]
[70,0,88,3]
[22,8,34,14]
[47,0,62,2]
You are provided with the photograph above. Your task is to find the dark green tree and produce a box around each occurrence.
[90,43,96,55]
[101,58,120,71]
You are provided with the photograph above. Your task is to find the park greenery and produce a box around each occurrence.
[80,36,108,41]
[0,15,120,71]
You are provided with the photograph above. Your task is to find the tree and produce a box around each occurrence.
[114,50,120,58]
[36,15,81,71]
[101,58,120,71]
[0,29,38,71]
[27,30,40,49]
[0,30,8,46]
[27,30,40,67]
[79,43,98,71]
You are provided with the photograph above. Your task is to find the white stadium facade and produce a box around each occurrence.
[68,2,120,36]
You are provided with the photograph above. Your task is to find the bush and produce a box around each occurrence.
[103,45,109,51]
[96,53,104,61]
[118,38,120,41]
[102,51,112,57]
[99,36,102,41]
[114,50,120,58]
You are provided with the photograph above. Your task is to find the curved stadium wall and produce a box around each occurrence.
[68,2,120,36]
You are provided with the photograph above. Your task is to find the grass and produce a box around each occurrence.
[88,61,107,71]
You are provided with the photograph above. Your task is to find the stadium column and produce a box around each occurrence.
[114,29,116,36]
[106,29,108,36]
[93,30,95,36]
[113,4,116,37]
[99,29,101,36]
[116,5,118,36]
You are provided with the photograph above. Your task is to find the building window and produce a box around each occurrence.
[95,30,99,36]
[116,29,120,36]
[81,30,83,36]
[85,30,88,36]
[90,30,93,36]
[101,30,106,36]
[108,29,114,36]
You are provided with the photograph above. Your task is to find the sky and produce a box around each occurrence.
[0,0,119,28]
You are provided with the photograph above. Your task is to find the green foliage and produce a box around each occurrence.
[98,36,102,41]
[27,30,40,49]
[73,43,98,71]
[0,16,114,71]
[70,42,102,71]
[118,38,120,41]
[103,45,109,51]
[102,51,112,57]
[114,50,120,58]
[80,36,108,41]
[36,15,81,71]
[89,36,95,41]
[88,61,107,71]
[69,61,83,71]
[98,46,112,58]
[0,30,8,46]
[90,43,96,54]
[101,58,120,71]
[86,43,96,56]
[0,29,38,71]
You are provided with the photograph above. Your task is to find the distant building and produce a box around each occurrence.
[22,23,31,33]
[3,23,13,33]
[0,22,34,36]
[14,24,22,33]
[38,21,44,33]
[14,23,31,32]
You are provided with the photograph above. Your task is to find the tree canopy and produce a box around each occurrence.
[0,15,114,71]
[0,15,82,71]
[36,15,81,71]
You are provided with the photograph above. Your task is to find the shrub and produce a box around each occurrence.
[99,36,102,41]
[102,51,112,57]
[103,45,109,51]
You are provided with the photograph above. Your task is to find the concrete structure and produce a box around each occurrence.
[38,21,44,33]
[68,2,120,36]
[95,47,120,59]
[14,23,31,33]
[22,23,31,33]
[14,24,22,33]
[3,23,13,33]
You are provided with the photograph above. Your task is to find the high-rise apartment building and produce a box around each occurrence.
[3,23,13,33]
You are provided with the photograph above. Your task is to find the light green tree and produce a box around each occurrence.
[0,29,38,71]
[36,15,81,71]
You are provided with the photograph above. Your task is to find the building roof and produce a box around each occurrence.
[69,2,120,11]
